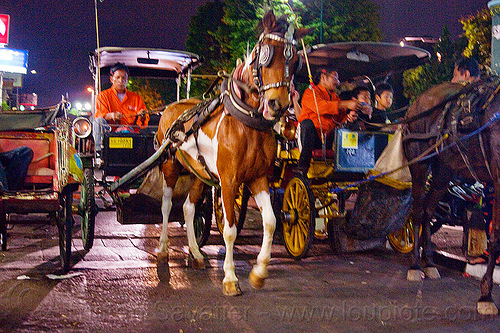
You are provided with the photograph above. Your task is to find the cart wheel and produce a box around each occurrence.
[214,185,248,235]
[387,215,421,254]
[281,174,316,259]
[80,168,96,250]
[58,191,73,273]
[194,188,213,248]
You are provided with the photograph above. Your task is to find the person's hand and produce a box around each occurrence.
[291,89,300,104]
[346,110,357,123]
[108,112,123,122]
[339,99,361,112]
[137,109,147,123]
[359,102,373,118]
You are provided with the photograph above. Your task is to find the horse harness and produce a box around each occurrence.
[403,76,500,182]
[159,27,298,187]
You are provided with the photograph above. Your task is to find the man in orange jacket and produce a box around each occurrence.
[94,62,149,150]
[296,68,360,173]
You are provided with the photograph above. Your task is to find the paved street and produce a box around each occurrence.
[1,206,500,332]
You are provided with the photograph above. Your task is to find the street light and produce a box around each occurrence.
[87,86,95,116]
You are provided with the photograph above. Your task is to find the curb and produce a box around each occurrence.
[434,250,500,284]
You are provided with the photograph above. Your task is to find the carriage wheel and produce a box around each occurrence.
[282,174,316,259]
[80,168,96,251]
[213,185,247,235]
[58,191,74,273]
[387,215,421,254]
[194,188,213,248]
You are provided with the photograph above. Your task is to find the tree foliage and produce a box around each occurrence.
[461,8,491,69]
[403,7,491,103]
[186,0,382,76]
[403,27,467,102]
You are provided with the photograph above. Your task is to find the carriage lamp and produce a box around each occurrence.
[72,117,92,138]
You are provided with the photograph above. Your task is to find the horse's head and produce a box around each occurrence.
[234,10,309,121]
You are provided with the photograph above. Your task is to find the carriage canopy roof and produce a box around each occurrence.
[90,47,203,78]
[297,41,430,82]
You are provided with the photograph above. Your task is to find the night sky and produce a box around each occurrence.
[1,0,492,107]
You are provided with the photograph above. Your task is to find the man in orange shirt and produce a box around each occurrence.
[296,68,360,173]
[94,62,149,150]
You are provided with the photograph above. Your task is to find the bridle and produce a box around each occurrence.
[220,23,299,131]
[251,24,297,94]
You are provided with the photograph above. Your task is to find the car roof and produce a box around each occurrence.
[91,47,203,78]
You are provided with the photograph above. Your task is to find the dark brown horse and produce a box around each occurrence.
[404,79,500,315]
[155,11,308,295]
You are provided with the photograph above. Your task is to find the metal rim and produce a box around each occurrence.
[282,175,316,259]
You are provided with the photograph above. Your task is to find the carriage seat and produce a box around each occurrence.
[0,132,55,186]
[311,149,335,159]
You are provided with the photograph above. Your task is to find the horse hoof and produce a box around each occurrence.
[223,281,242,296]
[249,269,266,290]
[407,269,424,281]
[156,255,170,282]
[157,251,169,264]
[190,257,205,270]
[423,266,441,279]
[187,251,205,269]
[477,301,499,315]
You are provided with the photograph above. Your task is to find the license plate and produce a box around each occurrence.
[341,132,358,149]
[109,137,133,149]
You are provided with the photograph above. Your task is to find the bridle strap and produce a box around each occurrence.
[253,30,296,94]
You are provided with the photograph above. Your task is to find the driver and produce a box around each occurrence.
[295,68,360,174]
[94,62,149,150]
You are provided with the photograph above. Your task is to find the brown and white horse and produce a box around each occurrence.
[155,11,308,295]
[404,79,500,315]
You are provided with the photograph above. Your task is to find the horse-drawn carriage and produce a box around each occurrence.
[74,46,214,246]
[217,41,431,259]
[0,101,94,273]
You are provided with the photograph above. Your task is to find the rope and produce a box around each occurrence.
[285,2,327,165]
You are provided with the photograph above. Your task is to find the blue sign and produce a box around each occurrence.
[0,48,28,74]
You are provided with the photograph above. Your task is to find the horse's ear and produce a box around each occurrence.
[262,10,276,32]
[295,27,313,41]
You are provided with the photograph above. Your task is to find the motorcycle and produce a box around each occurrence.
[432,180,484,233]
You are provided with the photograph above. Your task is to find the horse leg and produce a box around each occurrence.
[248,177,276,290]
[220,181,242,296]
[183,178,206,269]
[408,163,428,281]
[478,180,500,315]
[420,166,451,279]
[156,161,181,266]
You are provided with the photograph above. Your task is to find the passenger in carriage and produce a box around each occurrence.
[0,147,34,193]
[295,68,361,174]
[346,84,373,131]
[94,62,149,151]
[371,82,394,125]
